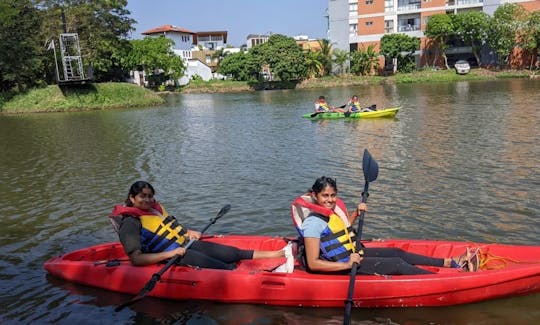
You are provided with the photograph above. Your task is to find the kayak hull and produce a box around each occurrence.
[44,235,540,308]
[303,107,400,119]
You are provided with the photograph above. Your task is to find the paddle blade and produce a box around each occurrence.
[362,149,378,183]
[217,204,231,218]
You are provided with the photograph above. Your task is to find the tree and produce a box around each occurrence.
[453,11,491,67]
[332,49,349,75]
[487,3,528,68]
[424,14,455,69]
[38,0,135,81]
[318,39,333,76]
[380,34,420,73]
[217,51,255,81]
[0,0,45,92]
[304,50,324,78]
[249,34,307,81]
[124,36,185,87]
[350,45,379,76]
[521,10,540,69]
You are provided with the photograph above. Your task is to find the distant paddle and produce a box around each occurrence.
[310,104,347,117]
[344,104,377,117]
[343,149,378,325]
[115,204,232,312]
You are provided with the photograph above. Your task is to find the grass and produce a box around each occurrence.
[1,82,165,114]
[1,68,536,113]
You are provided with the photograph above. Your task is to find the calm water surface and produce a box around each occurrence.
[1,78,539,324]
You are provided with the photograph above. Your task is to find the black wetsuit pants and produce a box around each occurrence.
[356,247,445,275]
[177,240,253,270]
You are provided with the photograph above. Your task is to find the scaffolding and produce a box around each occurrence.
[49,33,91,84]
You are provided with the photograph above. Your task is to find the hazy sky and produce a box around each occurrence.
[126,0,329,46]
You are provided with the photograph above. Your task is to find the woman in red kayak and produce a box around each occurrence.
[292,176,478,274]
[110,181,286,270]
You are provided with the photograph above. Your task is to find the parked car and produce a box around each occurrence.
[454,60,471,75]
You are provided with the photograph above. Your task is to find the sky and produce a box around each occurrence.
[126,0,329,47]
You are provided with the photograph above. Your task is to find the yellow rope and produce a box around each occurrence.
[477,248,540,270]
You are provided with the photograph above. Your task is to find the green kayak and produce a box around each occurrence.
[303,107,400,119]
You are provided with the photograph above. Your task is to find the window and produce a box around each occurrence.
[349,4,358,12]
[349,23,358,35]
[365,21,373,26]
[385,19,394,33]
[366,0,373,4]
[385,0,393,11]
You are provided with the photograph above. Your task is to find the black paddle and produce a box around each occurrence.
[343,149,378,325]
[115,204,232,312]
[310,104,347,117]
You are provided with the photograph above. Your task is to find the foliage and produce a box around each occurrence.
[380,34,420,73]
[0,0,46,92]
[520,10,540,69]
[318,39,333,76]
[350,45,380,76]
[248,34,307,81]
[424,14,455,69]
[332,49,349,75]
[217,51,256,81]
[124,36,185,87]
[304,50,325,78]
[37,0,135,82]
[487,3,528,67]
[452,11,491,67]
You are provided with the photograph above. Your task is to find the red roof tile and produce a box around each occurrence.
[142,24,195,35]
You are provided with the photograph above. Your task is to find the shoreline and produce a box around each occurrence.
[1,69,537,113]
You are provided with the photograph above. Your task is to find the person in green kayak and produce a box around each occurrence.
[314,95,345,113]
[291,176,479,274]
[110,181,290,270]
[346,95,376,113]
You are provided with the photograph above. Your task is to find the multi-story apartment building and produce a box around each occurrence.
[328,0,540,69]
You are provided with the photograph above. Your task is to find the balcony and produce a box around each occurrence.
[447,0,483,6]
[398,25,421,32]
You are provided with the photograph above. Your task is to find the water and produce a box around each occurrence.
[1,78,539,324]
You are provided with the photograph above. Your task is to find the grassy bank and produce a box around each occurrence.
[0,82,165,114]
[1,69,536,113]
[180,68,536,93]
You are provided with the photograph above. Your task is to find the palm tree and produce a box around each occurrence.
[350,45,380,76]
[318,39,333,76]
[304,50,324,78]
[332,49,349,75]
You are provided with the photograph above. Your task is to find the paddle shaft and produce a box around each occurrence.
[343,149,378,325]
[343,183,370,324]
[115,204,231,312]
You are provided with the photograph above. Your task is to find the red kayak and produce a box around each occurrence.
[44,235,540,308]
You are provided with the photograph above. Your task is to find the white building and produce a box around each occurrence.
[141,24,215,85]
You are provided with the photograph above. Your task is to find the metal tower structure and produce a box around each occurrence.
[58,33,86,82]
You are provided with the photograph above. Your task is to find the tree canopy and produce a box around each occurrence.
[124,36,185,85]
[0,0,46,92]
[38,0,135,81]
[425,14,455,69]
[452,11,491,67]
[248,34,308,81]
[380,34,420,73]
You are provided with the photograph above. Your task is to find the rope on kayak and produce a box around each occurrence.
[477,249,540,270]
